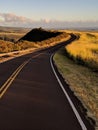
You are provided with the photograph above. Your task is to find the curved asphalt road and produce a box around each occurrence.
[0,35,94,130]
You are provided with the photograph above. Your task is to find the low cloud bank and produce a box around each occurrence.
[0,13,98,29]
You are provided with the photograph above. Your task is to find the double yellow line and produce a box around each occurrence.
[0,59,30,99]
[0,52,44,99]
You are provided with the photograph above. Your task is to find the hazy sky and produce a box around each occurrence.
[0,0,98,28]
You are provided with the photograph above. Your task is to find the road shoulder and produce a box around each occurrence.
[53,47,96,130]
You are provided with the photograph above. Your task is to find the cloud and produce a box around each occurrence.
[36,19,98,29]
[0,13,98,29]
[0,13,33,26]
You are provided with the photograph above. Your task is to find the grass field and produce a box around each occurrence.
[54,32,98,129]
[0,26,30,42]
[0,32,26,42]
[0,28,70,53]
[65,32,98,71]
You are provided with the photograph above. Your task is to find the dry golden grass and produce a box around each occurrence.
[65,32,98,71]
[0,32,70,53]
[54,47,98,129]
[0,40,14,53]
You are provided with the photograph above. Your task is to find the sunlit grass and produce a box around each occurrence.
[54,47,98,129]
[0,40,14,53]
[0,31,70,53]
[65,32,98,71]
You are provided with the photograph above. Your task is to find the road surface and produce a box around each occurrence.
[0,35,94,130]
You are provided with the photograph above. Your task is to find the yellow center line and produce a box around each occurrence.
[0,52,44,99]
[0,60,29,99]
[0,62,26,92]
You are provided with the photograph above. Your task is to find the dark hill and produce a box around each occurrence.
[19,28,61,42]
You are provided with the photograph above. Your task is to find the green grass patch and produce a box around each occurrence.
[53,47,98,129]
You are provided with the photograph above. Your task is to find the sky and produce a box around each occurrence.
[0,0,98,28]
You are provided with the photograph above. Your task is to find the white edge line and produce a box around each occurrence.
[50,54,87,130]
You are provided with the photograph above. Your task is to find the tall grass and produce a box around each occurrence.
[65,33,98,71]
[0,40,14,53]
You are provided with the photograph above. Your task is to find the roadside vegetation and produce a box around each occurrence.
[54,32,98,130]
[65,32,98,71]
[0,28,69,53]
